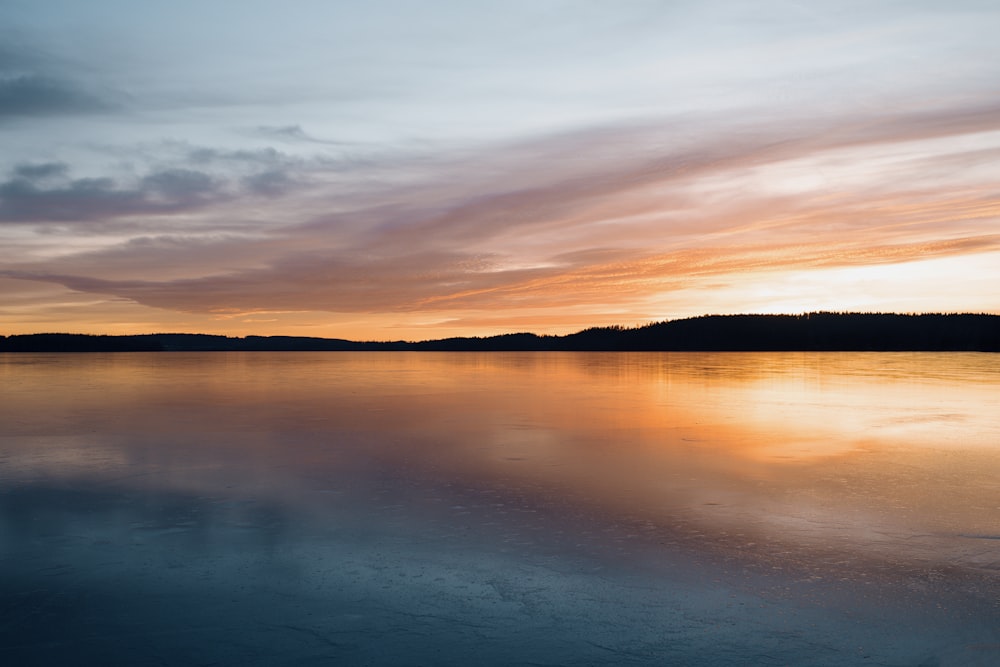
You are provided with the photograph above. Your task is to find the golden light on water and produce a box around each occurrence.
[6,351,998,559]
[4,350,1000,663]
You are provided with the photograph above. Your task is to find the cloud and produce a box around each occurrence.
[0,248,534,314]
[7,226,1000,318]
[255,125,309,141]
[0,176,140,223]
[305,100,1000,260]
[0,165,226,224]
[13,162,69,181]
[253,124,355,146]
[0,40,123,122]
[187,146,289,165]
[142,169,217,200]
[0,74,115,118]
[242,170,296,196]
[5,99,1000,320]
[0,138,369,226]
[183,145,331,197]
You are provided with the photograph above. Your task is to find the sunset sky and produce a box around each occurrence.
[2,1,999,340]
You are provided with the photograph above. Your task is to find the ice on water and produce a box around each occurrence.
[2,352,999,665]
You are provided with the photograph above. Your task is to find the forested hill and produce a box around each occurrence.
[2,313,999,352]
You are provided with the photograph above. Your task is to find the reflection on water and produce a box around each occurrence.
[2,352,999,665]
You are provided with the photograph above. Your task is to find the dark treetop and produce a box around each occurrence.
[2,313,999,352]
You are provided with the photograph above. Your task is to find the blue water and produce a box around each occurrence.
[2,352,999,665]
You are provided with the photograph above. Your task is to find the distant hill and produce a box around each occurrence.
[2,313,998,352]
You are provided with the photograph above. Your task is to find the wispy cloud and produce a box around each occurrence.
[0,74,116,118]
[2,0,999,340]
[0,165,225,224]
[0,42,122,120]
[252,124,355,146]
[13,162,69,180]
[3,15,999,333]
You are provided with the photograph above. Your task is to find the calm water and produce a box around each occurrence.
[2,352,999,665]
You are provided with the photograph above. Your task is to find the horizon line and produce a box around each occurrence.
[4,311,998,345]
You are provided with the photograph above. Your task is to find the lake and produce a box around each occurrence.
[2,351,999,665]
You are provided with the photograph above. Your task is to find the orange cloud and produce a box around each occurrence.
[4,102,1000,336]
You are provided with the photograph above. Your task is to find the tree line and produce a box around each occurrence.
[2,313,998,352]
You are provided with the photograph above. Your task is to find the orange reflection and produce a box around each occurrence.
[3,351,999,569]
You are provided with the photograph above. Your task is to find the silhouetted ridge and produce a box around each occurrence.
[410,332,548,351]
[1,313,998,352]
[0,333,367,353]
[0,333,166,352]
[620,313,1000,351]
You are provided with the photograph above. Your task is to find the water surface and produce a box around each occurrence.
[2,352,999,665]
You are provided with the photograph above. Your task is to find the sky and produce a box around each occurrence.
[2,0,999,340]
